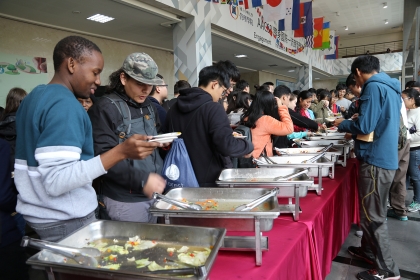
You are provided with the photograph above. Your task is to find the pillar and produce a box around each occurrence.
[296,59,312,90]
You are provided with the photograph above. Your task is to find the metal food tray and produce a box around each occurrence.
[150,188,281,266]
[257,156,334,196]
[216,168,313,222]
[26,220,226,280]
[306,135,345,141]
[298,139,353,167]
[275,147,341,163]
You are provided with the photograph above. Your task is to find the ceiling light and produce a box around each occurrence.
[72,10,81,14]
[315,78,320,80]
[87,14,115,23]
[383,2,388,8]
[385,19,389,24]
[288,69,295,72]
[344,26,348,30]
[234,54,247,58]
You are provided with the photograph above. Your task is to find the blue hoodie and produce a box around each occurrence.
[339,72,401,170]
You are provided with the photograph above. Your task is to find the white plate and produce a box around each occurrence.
[327,127,338,131]
[325,118,336,122]
[234,135,247,139]
[148,137,178,143]
[152,132,181,139]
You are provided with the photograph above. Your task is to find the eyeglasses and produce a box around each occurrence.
[157,84,168,87]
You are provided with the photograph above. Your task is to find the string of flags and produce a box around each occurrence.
[204,0,339,59]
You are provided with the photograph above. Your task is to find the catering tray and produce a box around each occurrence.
[150,187,280,232]
[297,139,353,167]
[275,147,341,163]
[257,156,334,178]
[216,168,312,197]
[26,220,226,280]
[306,135,345,141]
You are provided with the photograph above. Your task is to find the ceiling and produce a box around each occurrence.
[0,0,404,79]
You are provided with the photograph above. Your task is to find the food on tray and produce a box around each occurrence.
[168,198,270,211]
[135,258,151,268]
[178,248,211,266]
[177,246,189,253]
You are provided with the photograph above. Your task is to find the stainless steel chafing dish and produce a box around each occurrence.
[215,168,313,222]
[26,220,225,280]
[306,135,345,141]
[256,156,334,196]
[275,147,342,164]
[150,187,281,266]
[297,139,353,167]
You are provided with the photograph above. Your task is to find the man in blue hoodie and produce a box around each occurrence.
[334,55,401,280]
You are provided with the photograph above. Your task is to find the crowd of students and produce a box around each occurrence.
[1,35,419,280]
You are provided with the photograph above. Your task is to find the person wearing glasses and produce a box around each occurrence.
[88,53,167,223]
[148,74,168,125]
[163,64,253,186]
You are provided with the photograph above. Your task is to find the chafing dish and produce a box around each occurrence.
[275,147,341,163]
[150,188,281,266]
[26,220,225,280]
[297,139,353,167]
[256,156,334,196]
[216,168,314,222]
[306,135,345,141]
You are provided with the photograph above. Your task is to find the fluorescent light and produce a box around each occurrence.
[315,78,320,80]
[344,26,348,30]
[87,14,115,23]
[234,54,247,58]
[385,19,389,24]
[383,2,388,8]
[288,69,295,72]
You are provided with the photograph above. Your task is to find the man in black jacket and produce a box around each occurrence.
[164,65,253,186]
[273,85,319,149]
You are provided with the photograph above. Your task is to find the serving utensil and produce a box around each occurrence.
[273,169,309,181]
[301,152,326,163]
[21,236,99,267]
[234,187,279,211]
[139,266,207,277]
[153,193,202,211]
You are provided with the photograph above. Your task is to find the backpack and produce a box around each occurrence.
[398,113,407,150]
[232,125,255,168]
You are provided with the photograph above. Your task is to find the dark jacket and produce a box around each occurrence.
[0,113,17,169]
[163,87,253,186]
[273,108,319,149]
[148,96,167,126]
[0,139,24,247]
[162,98,178,112]
[89,93,162,202]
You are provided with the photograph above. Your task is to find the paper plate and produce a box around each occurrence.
[148,137,177,144]
[152,132,181,139]
[234,135,247,139]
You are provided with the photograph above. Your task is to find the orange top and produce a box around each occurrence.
[251,105,293,158]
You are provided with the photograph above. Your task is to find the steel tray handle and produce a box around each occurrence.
[302,151,326,163]
[278,169,309,181]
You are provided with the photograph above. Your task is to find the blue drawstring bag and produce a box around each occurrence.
[162,138,199,192]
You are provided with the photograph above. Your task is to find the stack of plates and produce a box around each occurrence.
[148,132,181,144]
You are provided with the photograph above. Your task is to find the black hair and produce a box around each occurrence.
[198,65,230,88]
[402,88,420,107]
[318,90,331,101]
[174,80,191,94]
[241,91,279,129]
[405,80,420,89]
[254,84,270,95]
[308,88,317,94]
[346,73,357,87]
[53,36,101,71]
[106,68,126,95]
[226,90,240,113]
[236,79,249,91]
[289,93,297,101]
[330,89,337,96]
[273,85,291,98]
[336,83,347,91]
[235,91,251,112]
[295,90,312,111]
[214,60,240,82]
[351,55,380,76]
[150,73,164,96]
[292,90,300,96]
[262,81,274,87]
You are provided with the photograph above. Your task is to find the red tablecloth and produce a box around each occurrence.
[210,159,360,280]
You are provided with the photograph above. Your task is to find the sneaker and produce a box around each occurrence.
[348,246,374,264]
[387,209,408,221]
[407,201,420,212]
[357,269,400,280]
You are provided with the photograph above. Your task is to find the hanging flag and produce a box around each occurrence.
[312,17,323,48]
[213,0,220,2]
[314,22,330,49]
[239,0,244,5]
[278,0,300,31]
[325,36,339,59]
[320,30,335,55]
[242,0,266,8]
[294,1,313,38]
[263,0,283,22]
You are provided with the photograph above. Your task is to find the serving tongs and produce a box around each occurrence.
[301,151,326,163]
[234,187,279,211]
[153,193,202,211]
[21,236,99,267]
[273,168,308,181]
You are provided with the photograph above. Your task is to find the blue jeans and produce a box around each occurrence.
[26,211,96,242]
[406,149,420,203]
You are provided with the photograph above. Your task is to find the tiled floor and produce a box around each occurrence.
[326,189,420,280]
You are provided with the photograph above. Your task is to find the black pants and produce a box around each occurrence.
[0,240,29,280]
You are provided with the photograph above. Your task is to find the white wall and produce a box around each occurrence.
[0,17,175,107]
[313,79,339,91]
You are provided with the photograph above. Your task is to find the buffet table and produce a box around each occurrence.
[210,159,360,280]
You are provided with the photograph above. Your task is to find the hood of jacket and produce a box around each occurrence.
[363,72,401,96]
[177,87,213,113]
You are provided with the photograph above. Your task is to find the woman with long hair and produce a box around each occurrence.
[241,90,293,158]
[294,91,315,132]
[402,88,420,213]
[227,91,251,125]
[313,90,332,122]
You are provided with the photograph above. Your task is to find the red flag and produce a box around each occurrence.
[267,0,281,6]
[313,17,323,48]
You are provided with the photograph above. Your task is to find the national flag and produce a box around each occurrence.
[325,36,339,59]
[320,30,335,55]
[294,1,313,37]
[239,0,244,5]
[278,0,300,31]
[314,22,330,49]
[221,0,227,3]
[262,0,282,22]
[213,0,220,2]
[312,17,323,48]
[242,0,267,8]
